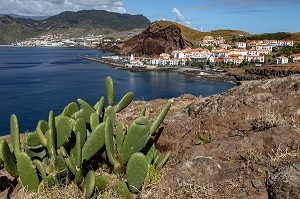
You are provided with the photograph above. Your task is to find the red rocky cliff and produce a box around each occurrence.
[117,21,193,56]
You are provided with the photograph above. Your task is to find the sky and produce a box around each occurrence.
[1,0,300,34]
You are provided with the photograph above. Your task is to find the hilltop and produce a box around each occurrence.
[117,20,300,56]
[0,10,151,45]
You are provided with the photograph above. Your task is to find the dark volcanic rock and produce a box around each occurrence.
[267,163,300,199]
[116,75,300,198]
[118,21,193,56]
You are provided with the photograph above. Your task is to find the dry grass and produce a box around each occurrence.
[268,145,300,166]
[252,109,286,131]
[139,181,214,199]
[7,172,217,199]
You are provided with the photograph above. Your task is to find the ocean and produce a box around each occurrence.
[0,47,235,135]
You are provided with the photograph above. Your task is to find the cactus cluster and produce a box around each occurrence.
[0,76,171,198]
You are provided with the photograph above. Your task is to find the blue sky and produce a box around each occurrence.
[1,0,300,34]
[125,0,300,34]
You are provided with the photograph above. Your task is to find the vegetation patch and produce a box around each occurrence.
[0,76,171,198]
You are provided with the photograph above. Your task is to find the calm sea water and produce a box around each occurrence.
[0,47,235,135]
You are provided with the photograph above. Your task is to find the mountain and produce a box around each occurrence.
[0,14,49,20]
[0,10,151,45]
[117,20,251,56]
[0,15,43,44]
[118,20,193,56]
[118,20,300,56]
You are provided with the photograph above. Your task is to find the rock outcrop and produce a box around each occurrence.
[117,20,194,56]
[117,75,300,198]
[230,64,300,81]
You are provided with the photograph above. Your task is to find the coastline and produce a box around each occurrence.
[78,55,239,84]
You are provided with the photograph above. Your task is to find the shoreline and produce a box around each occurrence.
[79,55,239,84]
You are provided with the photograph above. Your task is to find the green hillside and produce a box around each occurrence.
[0,10,151,44]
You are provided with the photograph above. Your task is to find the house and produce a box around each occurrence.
[224,57,244,65]
[160,53,170,59]
[237,49,248,56]
[235,42,247,49]
[290,54,300,62]
[211,48,228,58]
[202,36,215,43]
[275,56,289,64]
[248,50,261,56]
[263,40,278,47]
[278,39,294,47]
[216,36,225,44]
[219,44,231,50]
[248,40,263,47]
[255,44,272,52]
[200,42,214,48]
[246,55,265,63]
[171,50,185,59]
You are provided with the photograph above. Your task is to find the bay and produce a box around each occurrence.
[0,47,235,135]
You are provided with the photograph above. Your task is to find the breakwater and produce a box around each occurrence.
[78,55,125,68]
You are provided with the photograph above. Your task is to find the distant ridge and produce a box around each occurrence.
[0,10,151,45]
[0,14,49,20]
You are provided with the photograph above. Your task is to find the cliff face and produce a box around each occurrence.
[117,21,194,56]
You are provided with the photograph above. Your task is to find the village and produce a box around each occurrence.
[15,34,119,48]
[14,33,300,69]
[124,36,300,68]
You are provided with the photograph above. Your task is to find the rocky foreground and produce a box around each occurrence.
[118,75,300,198]
[1,75,300,198]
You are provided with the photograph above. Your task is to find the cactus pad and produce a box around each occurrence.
[17,152,39,192]
[126,152,148,192]
[106,76,114,106]
[10,114,21,157]
[82,122,105,161]
[0,140,18,178]
[115,92,134,113]
[83,170,95,198]
[119,116,150,164]
[74,99,96,123]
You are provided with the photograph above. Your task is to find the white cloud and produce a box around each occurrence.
[0,0,126,16]
[171,8,192,27]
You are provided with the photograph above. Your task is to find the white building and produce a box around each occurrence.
[235,42,247,49]
[275,56,289,64]
[255,44,272,52]
[246,55,265,63]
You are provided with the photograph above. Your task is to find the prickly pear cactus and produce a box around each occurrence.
[149,101,171,135]
[0,140,18,177]
[95,175,109,191]
[112,180,133,199]
[10,114,21,157]
[126,152,148,192]
[61,102,78,117]
[106,76,114,106]
[17,152,40,192]
[83,170,95,198]
[105,116,115,165]
[55,115,74,148]
[74,99,96,123]
[119,116,150,164]
[82,122,105,161]
[115,92,134,113]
